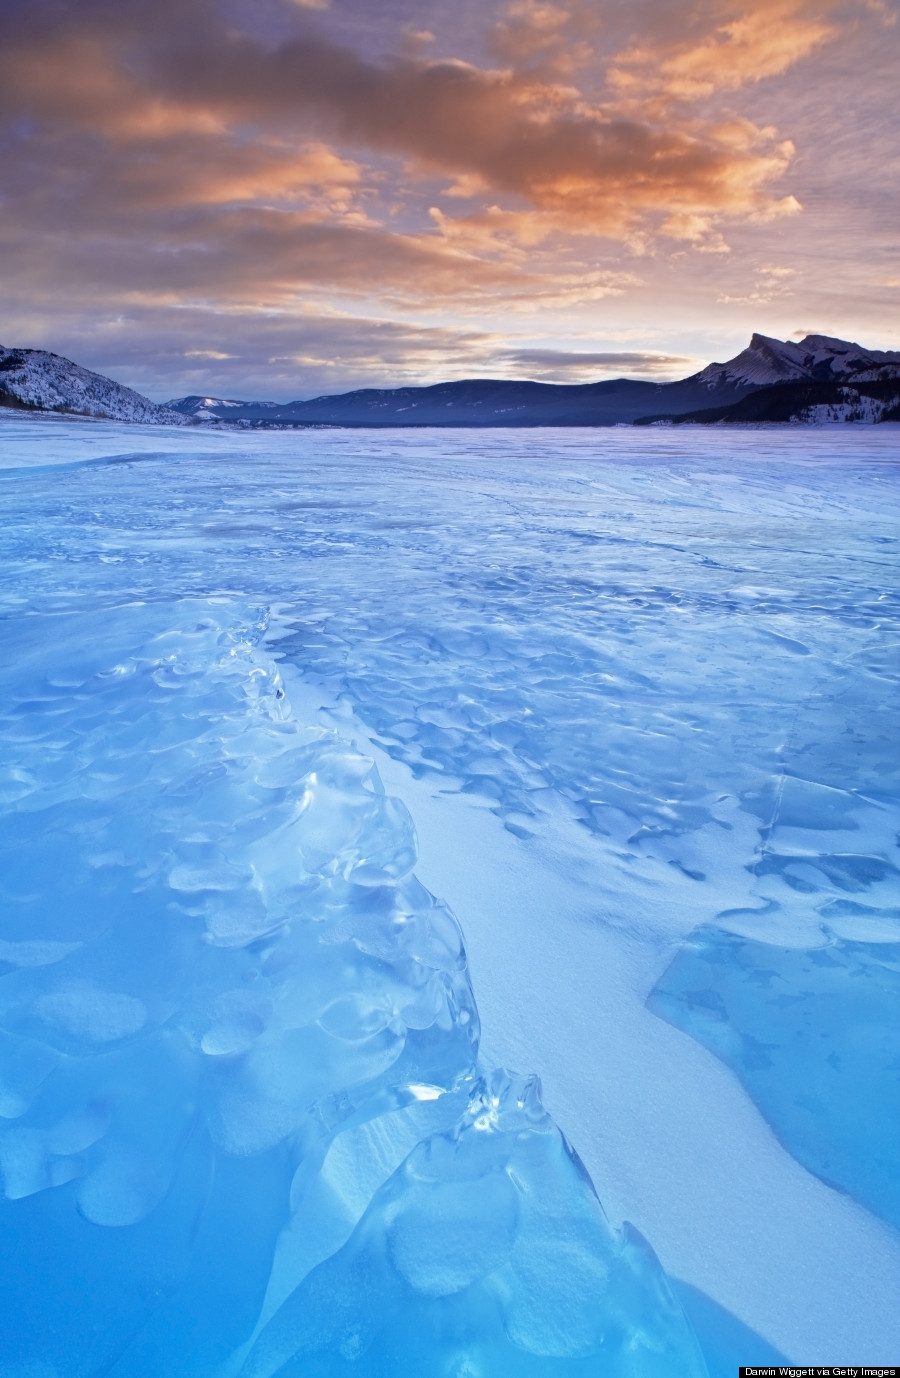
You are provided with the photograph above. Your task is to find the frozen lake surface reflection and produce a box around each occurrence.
[0,416,897,1374]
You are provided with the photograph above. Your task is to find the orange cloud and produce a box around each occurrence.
[608,0,839,101]
[0,0,823,253]
[1,0,890,395]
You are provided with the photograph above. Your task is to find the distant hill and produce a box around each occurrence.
[0,347,187,425]
[2,333,898,428]
[167,374,762,427]
[162,395,255,421]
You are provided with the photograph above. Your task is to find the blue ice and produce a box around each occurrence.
[0,598,702,1375]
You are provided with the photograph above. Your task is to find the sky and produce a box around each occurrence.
[1,0,898,401]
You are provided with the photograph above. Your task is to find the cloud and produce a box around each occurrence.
[0,170,640,318]
[717,261,798,304]
[0,0,816,247]
[490,1,577,66]
[0,300,529,400]
[498,347,694,380]
[167,37,799,235]
[607,0,839,102]
[0,0,890,391]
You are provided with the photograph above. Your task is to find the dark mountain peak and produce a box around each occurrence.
[690,332,900,392]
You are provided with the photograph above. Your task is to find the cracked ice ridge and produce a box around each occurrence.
[0,601,703,1377]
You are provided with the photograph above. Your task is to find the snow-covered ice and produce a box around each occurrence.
[0,415,897,1374]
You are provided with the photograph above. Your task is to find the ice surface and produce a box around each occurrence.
[0,415,898,1369]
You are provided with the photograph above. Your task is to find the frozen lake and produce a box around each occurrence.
[0,415,898,1374]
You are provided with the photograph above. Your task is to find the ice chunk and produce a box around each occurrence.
[241,1071,705,1377]
[0,605,478,1370]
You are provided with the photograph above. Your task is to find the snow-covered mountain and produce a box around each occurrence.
[0,347,188,425]
[693,333,900,390]
[164,394,276,421]
[163,332,899,427]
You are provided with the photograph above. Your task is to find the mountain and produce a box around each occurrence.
[3,333,897,428]
[0,347,188,425]
[163,372,764,428]
[165,333,900,428]
[164,394,274,421]
[693,333,900,389]
[636,376,900,427]
[635,335,900,427]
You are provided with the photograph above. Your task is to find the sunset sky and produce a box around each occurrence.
[2,0,898,400]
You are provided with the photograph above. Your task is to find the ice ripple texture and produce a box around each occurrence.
[0,601,703,1377]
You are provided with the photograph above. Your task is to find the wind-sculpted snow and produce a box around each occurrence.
[0,600,703,1376]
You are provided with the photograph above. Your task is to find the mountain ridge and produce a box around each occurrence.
[693,332,900,390]
[163,332,900,426]
[2,334,898,428]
